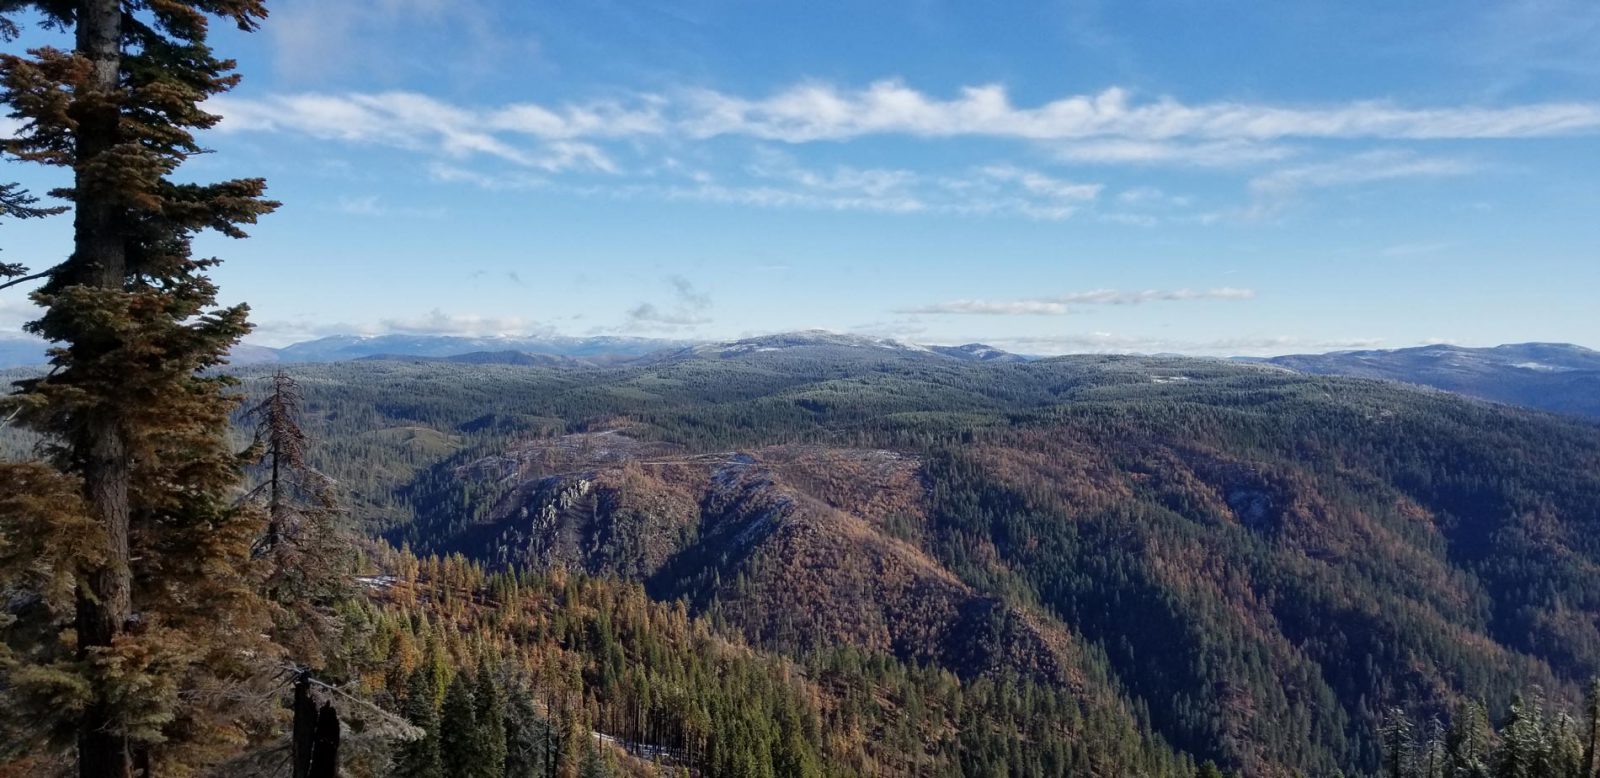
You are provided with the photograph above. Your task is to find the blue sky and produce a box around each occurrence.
[3,0,1598,355]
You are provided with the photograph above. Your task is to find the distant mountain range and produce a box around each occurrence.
[0,330,1026,369]
[1249,342,1600,419]
[653,330,1025,364]
[228,330,1032,368]
[3,331,1596,419]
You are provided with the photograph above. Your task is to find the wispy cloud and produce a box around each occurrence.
[214,82,1600,155]
[613,276,713,332]
[378,309,553,337]
[989,332,1385,357]
[332,194,447,218]
[1054,139,1296,167]
[212,92,620,172]
[899,288,1256,316]
[437,152,1106,221]
[1117,186,1192,206]
[244,308,558,346]
[207,82,1593,221]
[1249,150,1475,196]
[679,83,1600,142]
[0,296,40,331]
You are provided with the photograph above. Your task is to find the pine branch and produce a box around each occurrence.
[0,263,57,291]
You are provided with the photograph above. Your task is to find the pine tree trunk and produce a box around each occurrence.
[71,0,132,776]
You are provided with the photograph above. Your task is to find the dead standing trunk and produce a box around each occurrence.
[309,703,341,778]
[70,0,133,776]
[293,673,317,778]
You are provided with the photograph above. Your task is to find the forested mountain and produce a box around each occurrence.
[2,1,1591,775]
[9,331,1600,426]
[37,349,1578,776]
[1256,342,1600,419]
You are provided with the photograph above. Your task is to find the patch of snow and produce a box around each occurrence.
[355,575,397,589]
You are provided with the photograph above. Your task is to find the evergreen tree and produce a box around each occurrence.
[772,695,821,778]
[0,462,98,758]
[441,670,481,769]
[1382,707,1414,778]
[1548,713,1585,778]
[503,681,553,778]
[578,743,614,778]
[1584,680,1600,778]
[1496,697,1541,778]
[0,0,277,774]
[473,662,509,778]
[396,667,444,778]
[1446,701,1493,778]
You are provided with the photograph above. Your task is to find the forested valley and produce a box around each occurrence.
[4,1,1600,777]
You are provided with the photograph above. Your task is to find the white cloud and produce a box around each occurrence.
[651,181,929,215]
[211,92,619,172]
[904,299,1075,316]
[1055,139,1296,167]
[437,152,1107,221]
[1096,212,1162,227]
[989,332,1385,356]
[207,82,1595,220]
[899,288,1256,315]
[976,164,1102,201]
[427,163,548,190]
[680,82,1600,142]
[1250,150,1474,196]
[214,83,1600,155]
[378,309,552,337]
[244,310,558,345]
[332,195,446,218]
[487,99,666,139]
[1218,150,1480,221]
[0,296,41,331]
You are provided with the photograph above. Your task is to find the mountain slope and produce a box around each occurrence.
[12,352,1591,774]
[929,342,1028,362]
[1258,342,1600,418]
[213,352,1600,775]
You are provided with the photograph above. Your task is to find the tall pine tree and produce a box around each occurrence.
[396,666,444,778]
[0,1,277,775]
[472,661,509,778]
[440,671,481,770]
